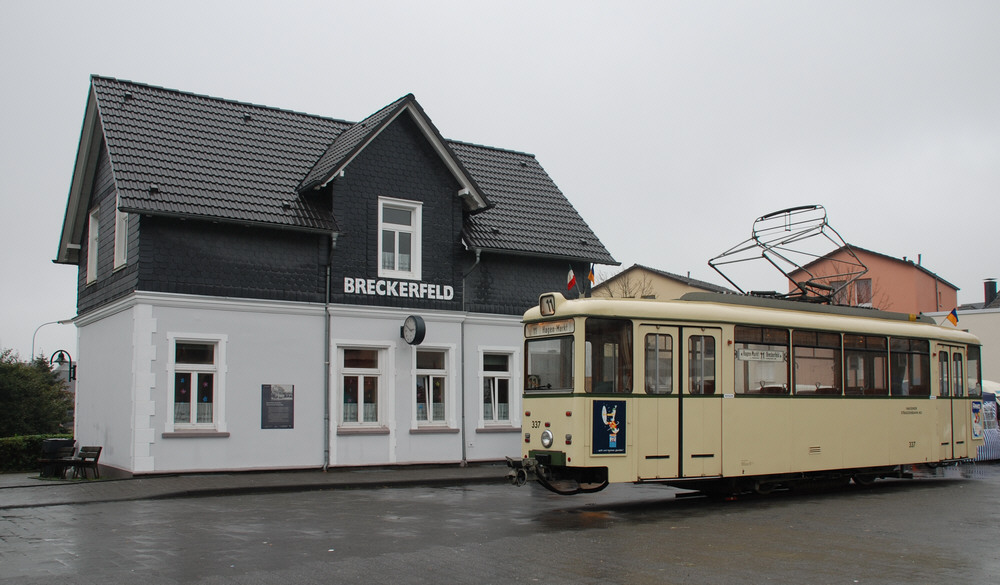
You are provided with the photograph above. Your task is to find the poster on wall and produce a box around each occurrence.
[592,400,626,455]
[261,384,294,429]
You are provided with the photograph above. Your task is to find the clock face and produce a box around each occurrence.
[402,315,425,345]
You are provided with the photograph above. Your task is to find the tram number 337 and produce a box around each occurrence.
[909,441,917,448]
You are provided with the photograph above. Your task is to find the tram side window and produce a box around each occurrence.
[968,346,983,397]
[585,318,633,393]
[734,326,789,395]
[525,336,574,393]
[792,330,842,396]
[844,335,888,396]
[688,335,716,395]
[889,338,930,396]
[644,334,673,394]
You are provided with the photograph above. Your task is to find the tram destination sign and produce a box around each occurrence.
[525,319,575,338]
[737,349,785,362]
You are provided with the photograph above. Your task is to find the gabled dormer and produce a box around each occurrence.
[298,94,490,214]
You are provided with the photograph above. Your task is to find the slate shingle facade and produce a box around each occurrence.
[62,76,614,315]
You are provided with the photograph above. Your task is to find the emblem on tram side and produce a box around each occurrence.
[593,400,626,455]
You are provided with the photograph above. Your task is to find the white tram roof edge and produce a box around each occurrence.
[525,292,981,345]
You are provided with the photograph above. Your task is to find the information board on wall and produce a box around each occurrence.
[261,384,294,429]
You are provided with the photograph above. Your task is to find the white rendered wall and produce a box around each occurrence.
[75,292,525,473]
[75,303,139,472]
[462,313,524,463]
[147,294,327,473]
[326,305,523,467]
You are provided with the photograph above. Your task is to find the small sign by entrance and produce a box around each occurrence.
[261,384,294,429]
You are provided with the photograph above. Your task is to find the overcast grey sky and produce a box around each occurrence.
[2,0,998,359]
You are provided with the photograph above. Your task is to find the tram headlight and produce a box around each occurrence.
[541,429,554,448]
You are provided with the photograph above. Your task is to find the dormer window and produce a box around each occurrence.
[378,197,422,281]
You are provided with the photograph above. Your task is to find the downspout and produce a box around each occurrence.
[322,172,346,471]
[323,233,337,471]
[459,248,483,466]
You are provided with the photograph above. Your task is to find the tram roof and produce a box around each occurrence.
[524,292,981,345]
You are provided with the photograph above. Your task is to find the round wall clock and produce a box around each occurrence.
[401,315,426,345]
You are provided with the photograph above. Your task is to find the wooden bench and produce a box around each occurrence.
[70,446,103,479]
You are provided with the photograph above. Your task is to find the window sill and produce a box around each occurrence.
[476,426,521,433]
[410,427,460,435]
[337,426,390,436]
[162,430,229,438]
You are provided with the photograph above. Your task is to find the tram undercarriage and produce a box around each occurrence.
[662,465,910,497]
[507,456,971,497]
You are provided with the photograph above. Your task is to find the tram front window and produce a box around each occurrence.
[585,318,633,393]
[525,336,574,393]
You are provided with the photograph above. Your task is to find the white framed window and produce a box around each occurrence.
[113,202,128,269]
[87,208,99,283]
[167,333,227,431]
[415,349,448,424]
[480,347,518,426]
[341,347,384,425]
[378,197,421,281]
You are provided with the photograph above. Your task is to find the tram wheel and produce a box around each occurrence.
[753,481,776,495]
[852,473,877,487]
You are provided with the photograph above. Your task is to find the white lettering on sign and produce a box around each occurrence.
[343,277,454,300]
[737,349,785,362]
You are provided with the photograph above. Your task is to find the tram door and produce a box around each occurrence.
[939,345,969,459]
[637,325,680,479]
[681,328,723,477]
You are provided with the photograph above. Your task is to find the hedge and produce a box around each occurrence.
[0,434,73,473]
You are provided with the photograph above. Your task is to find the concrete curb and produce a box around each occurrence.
[0,464,509,510]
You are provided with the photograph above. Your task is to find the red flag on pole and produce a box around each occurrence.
[567,268,577,291]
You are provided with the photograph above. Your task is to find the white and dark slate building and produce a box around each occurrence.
[55,76,616,475]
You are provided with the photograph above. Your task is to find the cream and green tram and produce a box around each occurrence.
[507,292,986,495]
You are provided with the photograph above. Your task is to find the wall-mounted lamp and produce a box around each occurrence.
[49,350,76,382]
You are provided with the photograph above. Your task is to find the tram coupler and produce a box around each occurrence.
[505,456,538,487]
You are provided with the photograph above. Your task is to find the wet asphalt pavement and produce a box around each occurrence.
[2,463,999,584]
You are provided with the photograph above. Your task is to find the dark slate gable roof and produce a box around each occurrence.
[454,141,613,262]
[93,76,350,232]
[57,76,615,265]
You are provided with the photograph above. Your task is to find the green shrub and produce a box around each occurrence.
[1,349,74,436]
[0,434,73,473]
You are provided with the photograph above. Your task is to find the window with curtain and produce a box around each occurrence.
[482,353,511,423]
[172,341,217,426]
[343,348,381,424]
[416,349,447,423]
